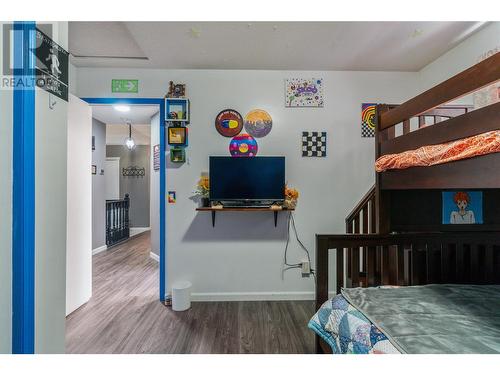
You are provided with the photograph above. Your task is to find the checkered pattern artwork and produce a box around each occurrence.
[302,131,327,157]
[361,103,376,137]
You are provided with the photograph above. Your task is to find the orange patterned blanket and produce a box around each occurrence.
[375,130,500,172]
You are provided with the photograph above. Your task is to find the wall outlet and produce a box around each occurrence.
[301,259,311,276]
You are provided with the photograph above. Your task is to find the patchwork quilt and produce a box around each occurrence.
[308,294,399,354]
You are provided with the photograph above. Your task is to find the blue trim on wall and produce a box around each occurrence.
[12,21,36,354]
[159,100,166,302]
[82,97,167,301]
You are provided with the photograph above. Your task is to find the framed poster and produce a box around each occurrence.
[302,132,327,157]
[361,103,376,137]
[442,191,483,225]
[285,78,324,107]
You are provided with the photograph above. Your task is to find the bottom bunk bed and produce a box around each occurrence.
[311,232,500,354]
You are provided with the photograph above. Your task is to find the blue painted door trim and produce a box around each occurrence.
[12,21,36,354]
[82,97,166,302]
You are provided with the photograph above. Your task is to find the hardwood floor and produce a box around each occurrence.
[65,232,316,354]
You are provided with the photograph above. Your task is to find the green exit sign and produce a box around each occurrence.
[112,79,139,93]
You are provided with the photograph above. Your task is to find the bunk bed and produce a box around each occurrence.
[310,52,500,354]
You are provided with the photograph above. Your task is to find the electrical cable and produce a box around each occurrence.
[282,212,315,277]
[283,212,301,267]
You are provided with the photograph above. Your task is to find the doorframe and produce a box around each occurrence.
[82,97,166,303]
[12,21,36,354]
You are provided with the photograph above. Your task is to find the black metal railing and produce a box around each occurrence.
[106,194,130,247]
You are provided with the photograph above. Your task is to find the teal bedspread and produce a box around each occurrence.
[341,284,500,354]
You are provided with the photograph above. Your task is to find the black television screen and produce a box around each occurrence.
[209,156,285,202]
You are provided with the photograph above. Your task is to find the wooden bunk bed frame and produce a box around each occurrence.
[375,52,500,232]
[314,52,500,354]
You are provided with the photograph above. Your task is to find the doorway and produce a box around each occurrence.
[65,98,166,322]
[65,97,166,351]
[82,98,166,303]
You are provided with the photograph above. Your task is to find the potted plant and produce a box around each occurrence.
[284,185,299,209]
[194,175,210,207]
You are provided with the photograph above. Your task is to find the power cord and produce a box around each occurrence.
[282,212,316,280]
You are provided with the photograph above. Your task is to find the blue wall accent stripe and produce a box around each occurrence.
[82,97,166,301]
[12,21,36,354]
[159,100,166,302]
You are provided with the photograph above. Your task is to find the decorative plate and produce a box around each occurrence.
[229,134,258,157]
[215,109,244,137]
[244,109,272,138]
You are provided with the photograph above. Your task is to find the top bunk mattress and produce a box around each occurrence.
[375,130,500,172]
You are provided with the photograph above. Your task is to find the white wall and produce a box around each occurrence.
[77,68,419,300]
[66,94,92,315]
[92,117,107,250]
[0,22,13,354]
[418,22,500,96]
[34,21,69,353]
[150,112,160,257]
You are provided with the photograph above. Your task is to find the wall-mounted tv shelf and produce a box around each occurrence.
[196,207,295,227]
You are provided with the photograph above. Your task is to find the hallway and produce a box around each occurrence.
[65,232,315,354]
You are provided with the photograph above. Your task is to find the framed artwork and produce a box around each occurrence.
[170,148,186,163]
[285,78,324,107]
[168,191,176,204]
[91,165,97,175]
[442,191,483,225]
[302,132,327,157]
[244,109,272,138]
[361,103,376,137]
[215,109,243,137]
[167,126,188,146]
[229,134,258,157]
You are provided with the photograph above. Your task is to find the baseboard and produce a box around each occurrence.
[92,245,107,255]
[130,227,150,237]
[190,291,315,302]
[149,251,159,262]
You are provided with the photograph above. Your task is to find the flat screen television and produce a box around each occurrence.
[209,156,285,205]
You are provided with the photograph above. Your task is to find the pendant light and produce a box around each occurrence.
[125,121,136,150]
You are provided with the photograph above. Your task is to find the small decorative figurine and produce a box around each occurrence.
[167,81,186,98]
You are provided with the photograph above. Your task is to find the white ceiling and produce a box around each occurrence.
[91,105,158,124]
[91,105,157,145]
[69,21,488,71]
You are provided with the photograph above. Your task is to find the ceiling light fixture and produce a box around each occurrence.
[114,105,130,112]
[125,122,136,150]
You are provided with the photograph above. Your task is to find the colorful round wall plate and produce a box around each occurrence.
[229,134,258,157]
[244,109,272,138]
[215,109,244,137]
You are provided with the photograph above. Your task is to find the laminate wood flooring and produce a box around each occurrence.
[65,232,315,354]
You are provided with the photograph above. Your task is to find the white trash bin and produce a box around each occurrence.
[172,281,192,311]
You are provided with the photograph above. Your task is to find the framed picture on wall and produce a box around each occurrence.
[167,126,188,146]
[442,191,483,225]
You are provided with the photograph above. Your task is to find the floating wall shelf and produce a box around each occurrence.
[195,207,295,227]
[165,98,190,123]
